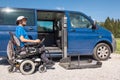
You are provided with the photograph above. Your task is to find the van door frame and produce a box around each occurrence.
[62,14,68,58]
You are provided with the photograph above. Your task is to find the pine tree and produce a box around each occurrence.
[104,17,112,31]
[117,19,120,37]
[114,20,118,37]
[100,17,120,38]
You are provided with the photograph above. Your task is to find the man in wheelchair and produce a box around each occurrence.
[15,16,54,65]
[7,16,55,75]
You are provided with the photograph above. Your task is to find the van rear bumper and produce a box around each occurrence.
[112,38,116,53]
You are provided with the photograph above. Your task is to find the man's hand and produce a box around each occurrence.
[20,36,41,43]
[34,39,41,43]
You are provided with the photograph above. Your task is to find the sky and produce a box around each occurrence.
[0,0,120,22]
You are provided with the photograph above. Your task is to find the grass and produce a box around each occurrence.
[116,38,120,54]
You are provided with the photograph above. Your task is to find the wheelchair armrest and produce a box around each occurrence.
[24,43,38,47]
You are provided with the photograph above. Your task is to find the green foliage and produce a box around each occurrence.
[116,38,120,54]
[100,17,120,38]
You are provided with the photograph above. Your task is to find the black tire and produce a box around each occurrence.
[38,65,47,73]
[19,60,35,75]
[93,43,111,61]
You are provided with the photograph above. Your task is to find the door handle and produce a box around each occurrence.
[28,27,33,30]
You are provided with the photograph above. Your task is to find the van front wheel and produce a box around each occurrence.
[93,43,111,61]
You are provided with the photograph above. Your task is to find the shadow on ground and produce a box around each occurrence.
[0,55,94,66]
[0,57,9,65]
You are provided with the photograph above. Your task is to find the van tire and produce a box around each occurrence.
[93,43,111,61]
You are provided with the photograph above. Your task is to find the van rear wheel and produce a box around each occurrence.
[93,43,111,61]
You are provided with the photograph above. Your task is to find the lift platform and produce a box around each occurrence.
[59,54,102,70]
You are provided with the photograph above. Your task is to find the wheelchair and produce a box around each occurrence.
[7,32,51,75]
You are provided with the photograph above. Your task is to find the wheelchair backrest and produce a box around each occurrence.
[9,32,20,47]
[7,32,21,60]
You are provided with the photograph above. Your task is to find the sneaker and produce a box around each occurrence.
[46,60,55,67]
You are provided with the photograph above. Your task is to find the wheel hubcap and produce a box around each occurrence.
[97,46,109,59]
[23,63,32,72]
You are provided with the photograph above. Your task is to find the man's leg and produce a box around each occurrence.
[41,52,49,63]
[40,52,55,66]
[39,46,55,66]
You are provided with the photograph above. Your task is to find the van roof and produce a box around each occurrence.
[0,7,82,13]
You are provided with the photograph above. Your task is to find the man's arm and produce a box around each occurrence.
[20,36,40,43]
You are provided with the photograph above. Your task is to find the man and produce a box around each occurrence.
[15,16,54,66]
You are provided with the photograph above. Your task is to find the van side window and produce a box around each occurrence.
[37,21,54,32]
[0,8,35,26]
[69,13,92,28]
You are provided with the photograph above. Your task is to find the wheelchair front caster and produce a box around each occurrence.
[19,60,35,75]
[8,66,14,73]
[38,65,47,73]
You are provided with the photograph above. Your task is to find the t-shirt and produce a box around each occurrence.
[15,26,29,47]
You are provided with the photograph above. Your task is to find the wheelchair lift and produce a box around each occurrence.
[59,54,102,69]
[59,16,102,69]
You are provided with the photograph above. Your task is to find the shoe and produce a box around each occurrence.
[49,60,55,65]
[46,60,55,67]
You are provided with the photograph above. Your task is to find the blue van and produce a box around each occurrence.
[0,7,116,61]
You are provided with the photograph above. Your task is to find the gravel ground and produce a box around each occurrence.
[0,53,120,80]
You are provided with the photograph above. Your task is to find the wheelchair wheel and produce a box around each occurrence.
[19,60,35,75]
[38,65,47,73]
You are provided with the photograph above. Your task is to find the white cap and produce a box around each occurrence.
[16,16,27,21]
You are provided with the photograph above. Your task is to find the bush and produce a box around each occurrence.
[116,38,120,54]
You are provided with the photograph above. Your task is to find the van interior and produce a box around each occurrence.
[37,11,64,53]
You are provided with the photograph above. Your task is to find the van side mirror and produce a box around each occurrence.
[92,20,97,29]
[92,24,96,29]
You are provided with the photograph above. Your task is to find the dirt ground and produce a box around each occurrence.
[0,53,120,80]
